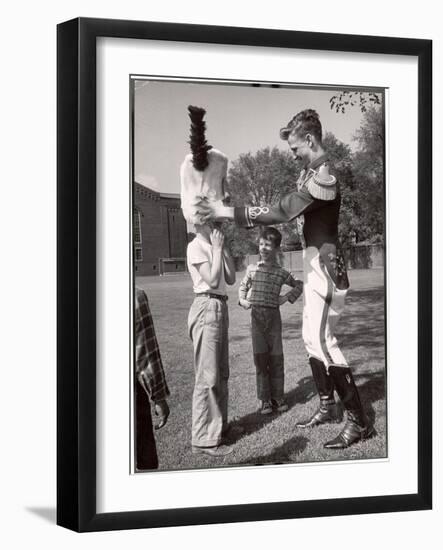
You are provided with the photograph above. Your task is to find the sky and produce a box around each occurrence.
[134,79,381,194]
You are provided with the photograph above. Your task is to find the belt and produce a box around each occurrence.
[195,292,228,302]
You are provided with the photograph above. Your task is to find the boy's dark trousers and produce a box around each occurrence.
[251,306,284,400]
[135,380,159,470]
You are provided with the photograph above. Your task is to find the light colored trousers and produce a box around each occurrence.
[188,295,229,447]
[302,246,348,370]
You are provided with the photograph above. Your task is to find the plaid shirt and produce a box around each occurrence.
[135,287,170,403]
[239,262,303,308]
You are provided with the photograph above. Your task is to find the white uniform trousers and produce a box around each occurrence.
[302,246,348,370]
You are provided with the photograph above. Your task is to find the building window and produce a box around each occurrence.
[134,208,142,244]
[134,247,143,262]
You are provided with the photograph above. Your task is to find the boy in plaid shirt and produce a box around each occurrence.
[239,227,303,414]
[135,287,170,470]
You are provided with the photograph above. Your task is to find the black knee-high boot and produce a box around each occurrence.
[296,357,339,428]
[323,366,374,449]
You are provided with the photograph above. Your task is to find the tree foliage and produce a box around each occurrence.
[327,107,385,244]
[225,147,301,254]
[350,107,385,242]
[322,132,360,245]
[329,91,382,113]
[227,147,296,206]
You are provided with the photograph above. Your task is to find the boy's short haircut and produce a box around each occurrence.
[260,227,282,248]
[279,109,322,143]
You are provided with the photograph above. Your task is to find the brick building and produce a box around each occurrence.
[133,182,188,276]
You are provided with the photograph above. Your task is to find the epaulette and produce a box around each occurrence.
[305,163,337,201]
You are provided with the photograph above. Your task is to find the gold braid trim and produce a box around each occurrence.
[306,168,337,200]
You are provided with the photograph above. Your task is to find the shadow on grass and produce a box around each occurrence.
[239,435,310,466]
[292,370,386,426]
[338,287,385,352]
[356,370,387,425]
[229,332,250,344]
[146,273,387,468]
[227,369,386,466]
[225,377,318,442]
[227,369,386,443]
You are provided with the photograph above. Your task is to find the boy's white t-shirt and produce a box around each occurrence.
[187,237,227,295]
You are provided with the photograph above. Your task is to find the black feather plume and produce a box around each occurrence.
[187,105,212,171]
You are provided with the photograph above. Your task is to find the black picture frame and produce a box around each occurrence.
[57,17,432,532]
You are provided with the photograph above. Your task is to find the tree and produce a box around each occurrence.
[325,104,385,245]
[226,147,300,254]
[227,146,297,206]
[222,222,261,257]
[350,107,385,242]
[321,132,359,245]
[353,105,385,157]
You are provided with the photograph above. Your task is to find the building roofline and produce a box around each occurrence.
[159,191,180,199]
[134,181,180,200]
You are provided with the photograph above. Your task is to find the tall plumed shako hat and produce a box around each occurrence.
[180,106,228,225]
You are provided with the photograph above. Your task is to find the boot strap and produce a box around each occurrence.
[320,397,335,406]
[339,413,370,445]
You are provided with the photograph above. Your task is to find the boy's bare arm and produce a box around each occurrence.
[238,266,252,309]
[222,245,236,285]
[196,230,224,289]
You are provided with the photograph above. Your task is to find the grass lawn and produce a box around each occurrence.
[137,268,386,471]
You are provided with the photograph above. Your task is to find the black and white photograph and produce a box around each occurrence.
[2,0,438,542]
[132,77,387,472]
